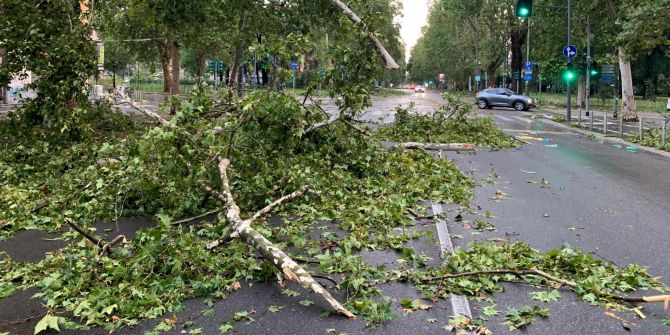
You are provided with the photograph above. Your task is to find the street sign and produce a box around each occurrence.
[524,73,533,81]
[563,45,577,59]
[290,61,298,70]
[513,71,520,80]
[475,75,481,82]
[524,61,533,72]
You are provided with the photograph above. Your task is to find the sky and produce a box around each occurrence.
[400,0,430,63]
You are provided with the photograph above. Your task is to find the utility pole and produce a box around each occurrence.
[566,0,573,125]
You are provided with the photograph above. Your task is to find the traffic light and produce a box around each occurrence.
[563,63,578,83]
[516,0,533,17]
[589,61,600,77]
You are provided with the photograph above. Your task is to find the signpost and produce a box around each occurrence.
[563,45,577,59]
[524,61,533,83]
[290,61,298,93]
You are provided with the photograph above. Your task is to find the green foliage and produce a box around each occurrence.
[376,94,516,149]
[629,128,670,152]
[503,306,549,331]
[0,0,97,136]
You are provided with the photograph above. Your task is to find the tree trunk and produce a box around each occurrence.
[619,47,637,121]
[196,53,206,93]
[510,28,526,95]
[157,42,174,94]
[171,42,180,95]
[228,13,249,90]
[577,76,586,109]
[112,72,116,89]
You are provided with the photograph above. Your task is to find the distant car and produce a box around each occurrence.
[476,88,537,111]
[666,97,670,111]
[415,85,426,93]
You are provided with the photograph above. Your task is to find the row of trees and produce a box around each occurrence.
[409,0,670,120]
[98,0,406,94]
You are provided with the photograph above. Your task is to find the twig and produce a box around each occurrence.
[171,210,221,225]
[247,186,313,223]
[65,218,102,246]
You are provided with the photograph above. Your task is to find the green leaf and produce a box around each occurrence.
[34,314,60,334]
[299,300,314,306]
[102,303,118,315]
[482,305,499,317]
[219,322,233,333]
[426,318,437,323]
[281,289,300,297]
[530,290,561,303]
[267,305,284,313]
[662,317,670,326]
[582,293,597,303]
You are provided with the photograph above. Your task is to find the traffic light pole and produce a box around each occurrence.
[586,18,593,129]
[566,0,572,125]
[525,17,531,95]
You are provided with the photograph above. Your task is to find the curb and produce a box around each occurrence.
[538,117,670,160]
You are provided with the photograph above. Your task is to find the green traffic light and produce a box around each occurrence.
[590,70,598,76]
[519,8,529,16]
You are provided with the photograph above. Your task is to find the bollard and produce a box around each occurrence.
[604,113,608,135]
[619,113,624,138]
[663,120,667,146]
[639,117,643,142]
[578,109,582,128]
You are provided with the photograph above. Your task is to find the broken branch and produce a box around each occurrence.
[326,0,399,69]
[391,142,477,151]
[204,157,355,319]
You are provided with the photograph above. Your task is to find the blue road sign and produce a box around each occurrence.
[524,73,533,81]
[290,61,298,70]
[563,45,577,59]
[524,61,533,71]
[475,75,481,82]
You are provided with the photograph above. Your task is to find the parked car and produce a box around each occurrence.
[667,97,670,112]
[415,85,426,93]
[476,88,537,111]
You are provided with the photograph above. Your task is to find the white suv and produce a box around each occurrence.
[667,97,670,112]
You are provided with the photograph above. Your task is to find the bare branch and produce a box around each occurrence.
[248,186,312,223]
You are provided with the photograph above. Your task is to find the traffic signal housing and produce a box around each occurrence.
[563,63,578,83]
[589,61,600,77]
[516,0,534,17]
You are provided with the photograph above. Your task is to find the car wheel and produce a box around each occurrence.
[514,101,526,111]
[477,99,488,109]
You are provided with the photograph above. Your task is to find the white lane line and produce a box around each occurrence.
[430,202,475,327]
[512,116,533,124]
[495,115,513,122]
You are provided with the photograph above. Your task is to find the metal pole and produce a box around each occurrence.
[639,117,643,142]
[525,17,531,94]
[604,112,608,134]
[663,120,667,146]
[619,113,624,138]
[586,18,591,118]
[567,0,572,125]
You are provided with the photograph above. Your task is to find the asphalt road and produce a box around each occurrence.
[2,91,669,334]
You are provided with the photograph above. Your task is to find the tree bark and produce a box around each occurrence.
[157,41,174,94]
[171,42,180,95]
[577,76,586,109]
[618,47,637,121]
